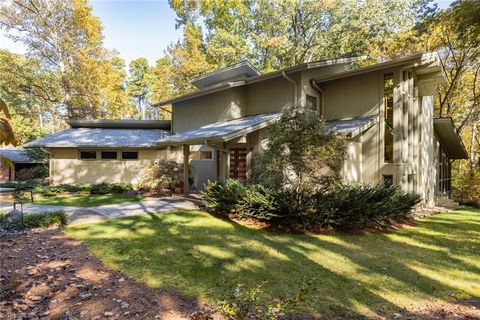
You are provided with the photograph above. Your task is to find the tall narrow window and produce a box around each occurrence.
[384,73,394,163]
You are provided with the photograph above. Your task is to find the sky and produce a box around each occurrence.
[0,0,456,67]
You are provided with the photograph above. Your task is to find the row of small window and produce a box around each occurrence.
[80,150,138,160]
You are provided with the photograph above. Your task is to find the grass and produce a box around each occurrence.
[30,193,142,207]
[65,208,480,318]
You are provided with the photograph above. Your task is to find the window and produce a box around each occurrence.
[189,150,213,160]
[306,95,318,111]
[101,151,118,160]
[383,175,393,186]
[80,150,96,160]
[384,73,394,163]
[200,151,213,160]
[122,151,138,160]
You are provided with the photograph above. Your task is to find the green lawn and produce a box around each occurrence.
[32,193,142,207]
[66,208,480,318]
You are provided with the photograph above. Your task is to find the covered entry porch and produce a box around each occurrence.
[156,113,281,193]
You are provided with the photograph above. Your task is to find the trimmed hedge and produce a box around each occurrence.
[89,182,132,194]
[29,183,133,196]
[202,179,421,230]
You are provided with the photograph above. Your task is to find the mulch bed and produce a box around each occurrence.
[1,228,479,320]
[0,228,200,320]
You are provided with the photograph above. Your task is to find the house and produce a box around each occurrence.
[24,120,176,185]
[0,147,42,181]
[25,52,467,206]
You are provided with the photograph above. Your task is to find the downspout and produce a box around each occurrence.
[310,80,325,115]
[282,71,297,106]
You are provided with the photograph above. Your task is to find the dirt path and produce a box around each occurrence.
[0,228,201,320]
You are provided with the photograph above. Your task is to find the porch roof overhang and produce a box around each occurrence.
[434,118,468,159]
[155,112,282,146]
[324,115,378,137]
[0,147,38,163]
[156,113,377,147]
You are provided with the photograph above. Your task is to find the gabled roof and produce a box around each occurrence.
[434,118,468,159]
[156,113,281,146]
[0,147,37,163]
[154,56,364,106]
[24,128,170,148]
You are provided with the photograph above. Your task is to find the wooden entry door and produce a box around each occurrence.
[229,148,247,181]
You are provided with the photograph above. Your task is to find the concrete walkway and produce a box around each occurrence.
[0,196,200,224]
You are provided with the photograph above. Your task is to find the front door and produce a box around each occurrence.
[229,148,247,181]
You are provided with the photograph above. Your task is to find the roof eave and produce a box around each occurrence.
[25,144,159,149]
[433,118,468,159]
[155,113,281,146]
[313,52,431,84]
[154,56,366,107]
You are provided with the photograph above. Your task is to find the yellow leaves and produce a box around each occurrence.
[0,98,11,119]
[0,98,16,146]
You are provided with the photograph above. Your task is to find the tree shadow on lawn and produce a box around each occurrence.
[66,208,480,318]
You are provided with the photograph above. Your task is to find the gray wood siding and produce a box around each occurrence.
[172,86,246,133]
[321,71,382,120]
[245,74,299,115]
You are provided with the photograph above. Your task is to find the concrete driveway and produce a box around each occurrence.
[0,196,200,224]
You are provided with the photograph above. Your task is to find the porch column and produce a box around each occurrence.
[218,144,228,181]
[183,145,189,194]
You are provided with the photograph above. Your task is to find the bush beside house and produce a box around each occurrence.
[202,179,420,231]
[203,108,421,231]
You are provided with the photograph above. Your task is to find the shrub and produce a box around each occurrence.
[202,180,279,220]
[16,165,48,181]
[0,182,19,188]
[23,211,67,228]
[235,184,280,220]
[312,183,421,230]
[202,179,421,231]
[195,279,317,320]
[59,184,91,193]
[90,182,132,194]
[138,159,184,190]
[0,211,67,228]
[202,179,247,213]
[251,107,348,206]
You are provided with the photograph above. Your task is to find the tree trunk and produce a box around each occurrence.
[469,123,476,178]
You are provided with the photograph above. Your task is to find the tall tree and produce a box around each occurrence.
[169,0,433,72]
[127,58,153,120]
[0,0,125,119]
[150,57,174,119]
[166,23,214,93]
